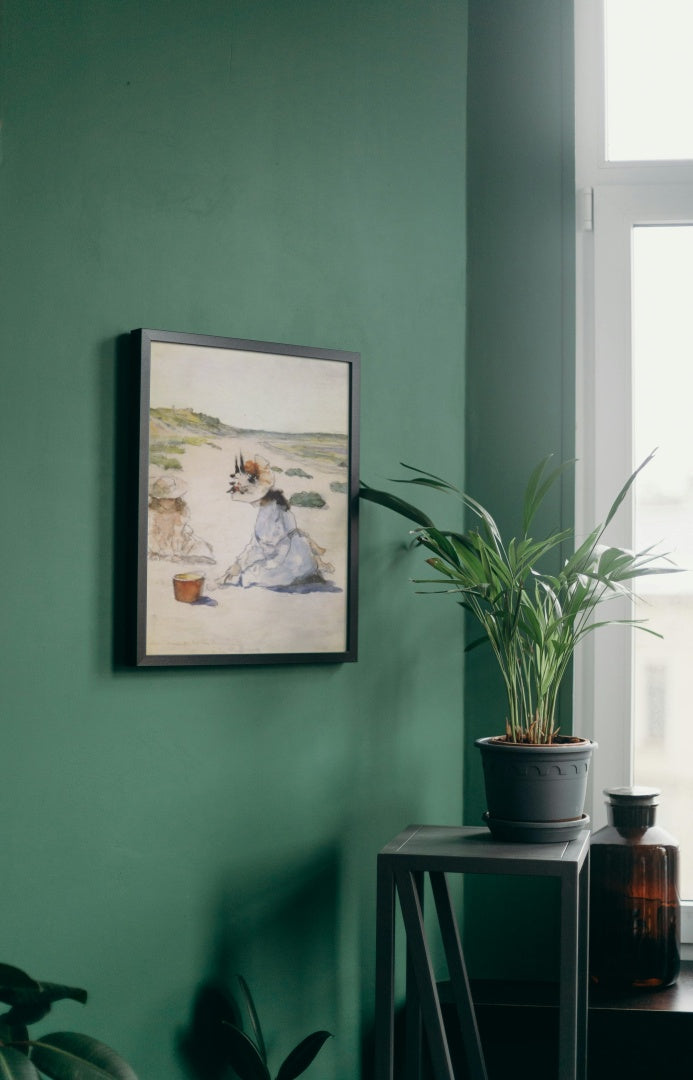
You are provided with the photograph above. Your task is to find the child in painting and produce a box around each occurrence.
[218,454,333,589]
[148,473,215,563]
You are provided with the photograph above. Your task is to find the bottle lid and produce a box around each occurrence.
[603,786,660,805]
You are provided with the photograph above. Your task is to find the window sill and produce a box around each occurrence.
[465,960,693,1014]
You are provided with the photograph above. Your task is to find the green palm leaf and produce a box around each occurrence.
[359,483,434,528]
[603,450,656,530]
[361,451,679,742]
[521,456,574,535]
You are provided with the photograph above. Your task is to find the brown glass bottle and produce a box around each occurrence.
[589,787,680,990]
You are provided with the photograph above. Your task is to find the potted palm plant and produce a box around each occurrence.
[361,452,678,841]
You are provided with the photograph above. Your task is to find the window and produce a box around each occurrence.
[604,0,693,162]
[640,663,667,744]
[575,0,693,944]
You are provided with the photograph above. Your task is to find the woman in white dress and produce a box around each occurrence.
[218,454,332,590]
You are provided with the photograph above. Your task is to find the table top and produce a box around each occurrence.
[379,824,591,876]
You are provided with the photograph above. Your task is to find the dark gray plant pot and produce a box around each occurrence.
[475,736,597,843]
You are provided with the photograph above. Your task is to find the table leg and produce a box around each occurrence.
[429,872,488,1080]
[559,870,580,1080]
[577,853,590,1080]
[405,872,424,1080]
[395,868,455,1080]
[374,854,396,1080]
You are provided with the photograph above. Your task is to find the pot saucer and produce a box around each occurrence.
[482,810,590,844]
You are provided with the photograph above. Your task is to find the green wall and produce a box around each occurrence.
[0,0,578,1062]
[0,3,466,1079]
[463,0,576,978]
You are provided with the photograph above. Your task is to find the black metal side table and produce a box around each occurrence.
[374,824,590,1080]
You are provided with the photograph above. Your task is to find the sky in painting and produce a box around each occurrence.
[149,340,351,434]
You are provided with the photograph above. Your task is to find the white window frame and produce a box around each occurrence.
[575,0,693,947]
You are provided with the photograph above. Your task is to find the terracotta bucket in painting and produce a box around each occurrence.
[173,572,204,603]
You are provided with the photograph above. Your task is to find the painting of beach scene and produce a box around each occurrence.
[134,329,359,665]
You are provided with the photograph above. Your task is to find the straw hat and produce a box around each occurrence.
[227,454,274,502]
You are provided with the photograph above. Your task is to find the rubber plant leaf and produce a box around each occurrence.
[275,1032,332,1080]
[235,976,266,1064]
[29,1034,137,1080]
[0,967,40,995]
[219,1025,270,1080]
[0,1047,42,1080]
[0,967,87,1027]
[177,979,243,1079]
[0,1019,29,1051]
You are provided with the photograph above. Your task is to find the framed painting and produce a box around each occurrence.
[133,328,359,665]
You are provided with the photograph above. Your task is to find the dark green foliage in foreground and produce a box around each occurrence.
[179,975,331,1080]
[0,964,137,1080]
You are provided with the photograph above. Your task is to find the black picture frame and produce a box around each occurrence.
[133,328,359,666]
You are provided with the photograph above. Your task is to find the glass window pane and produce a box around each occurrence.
[605,0,693,161]
[632,225,693,896]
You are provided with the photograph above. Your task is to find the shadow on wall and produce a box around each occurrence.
[178,845,340,1080]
